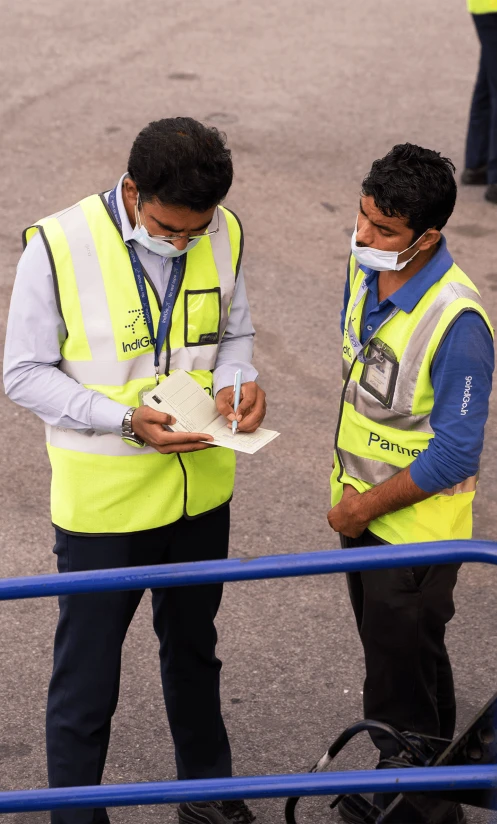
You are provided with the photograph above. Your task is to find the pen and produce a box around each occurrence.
[232,369,243,435]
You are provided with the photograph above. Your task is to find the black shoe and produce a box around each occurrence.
[178,799,256,823]
[338,795,466,824]
[461,166,487,185]
[485,183,497,204]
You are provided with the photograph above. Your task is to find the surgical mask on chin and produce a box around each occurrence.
[351,223,427,272]
[131,224,202,258]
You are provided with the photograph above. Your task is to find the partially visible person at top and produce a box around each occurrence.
[462,0,497,204]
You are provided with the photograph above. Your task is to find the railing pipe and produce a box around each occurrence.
[0,541,495,813]
[0,766,495,813]
[0,541,496,601]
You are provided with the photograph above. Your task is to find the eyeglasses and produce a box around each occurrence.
[135,197,220,243]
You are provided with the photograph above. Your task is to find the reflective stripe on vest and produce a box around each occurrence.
[342,281,486,435]
[332,256,494,544]
[24,194,243,534]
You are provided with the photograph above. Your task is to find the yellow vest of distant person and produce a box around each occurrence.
[331,254,493,545]
[23,194,243,534]
[467,0,497,13]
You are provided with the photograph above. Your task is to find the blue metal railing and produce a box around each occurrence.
[2,540,497,600]
[0,540,496,813]
[0,766,496,814]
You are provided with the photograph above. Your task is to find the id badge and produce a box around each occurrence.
[360,340,398,407]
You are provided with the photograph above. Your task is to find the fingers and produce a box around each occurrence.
[154,431,213,450]
[236,383,258,416]
[216,382,266,428]
[131,406,176,443]
[237,391,267,433]
[131,404,214,452]
[157,442,214,455]
[161,431,213,443]
[216,395,236,421]
[142,406,177,425]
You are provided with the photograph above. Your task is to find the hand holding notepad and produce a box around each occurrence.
[142,370,280,455]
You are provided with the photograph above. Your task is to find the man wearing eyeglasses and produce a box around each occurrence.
[3,117,265,824]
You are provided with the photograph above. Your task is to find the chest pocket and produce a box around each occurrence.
[184,288,221,346]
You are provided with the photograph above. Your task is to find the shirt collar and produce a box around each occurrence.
[361,236,453,313]
[108,172,134,243]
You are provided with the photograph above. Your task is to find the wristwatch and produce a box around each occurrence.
[121,407,145,448]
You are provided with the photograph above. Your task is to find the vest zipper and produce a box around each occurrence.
[165,254,187,377]
[159,253,188,515]
[336,288,368,483]
[336,282,365,484]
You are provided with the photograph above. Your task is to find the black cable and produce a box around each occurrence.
[285,720,430,824]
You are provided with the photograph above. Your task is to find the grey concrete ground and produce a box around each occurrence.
[1,1,497,822]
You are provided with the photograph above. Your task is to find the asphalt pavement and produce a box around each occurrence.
[1,1,497,822]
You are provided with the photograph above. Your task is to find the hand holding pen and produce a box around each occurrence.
[214,375,268,434]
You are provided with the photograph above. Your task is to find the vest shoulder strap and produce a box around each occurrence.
[220,206,244,279]
[347,253,361,292]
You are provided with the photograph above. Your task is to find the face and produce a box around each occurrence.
[123,177,217,251]
[356,195,440,265]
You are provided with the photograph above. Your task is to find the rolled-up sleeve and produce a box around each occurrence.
[409,311,494,493]
[213,265,258,395]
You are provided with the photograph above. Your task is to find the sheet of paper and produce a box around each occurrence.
[203,422,280,454]
[142,370,280,455]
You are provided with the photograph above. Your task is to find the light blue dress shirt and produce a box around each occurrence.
[3,176,258,436]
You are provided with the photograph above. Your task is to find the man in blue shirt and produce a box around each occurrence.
[328,144,494,824]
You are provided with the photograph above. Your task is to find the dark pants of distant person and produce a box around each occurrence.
[341,529,460,759]
[465,12,497,184]
[46,506,231,824]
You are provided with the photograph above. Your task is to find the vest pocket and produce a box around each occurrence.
[184,288,221,346]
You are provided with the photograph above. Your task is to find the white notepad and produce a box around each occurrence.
[142,370,280,455]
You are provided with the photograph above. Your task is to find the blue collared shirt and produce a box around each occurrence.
[340,237,494,493]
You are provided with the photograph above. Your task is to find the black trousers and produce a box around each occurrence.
[465,12,497,184]
[341,530,459,759]
[46,506,231,824]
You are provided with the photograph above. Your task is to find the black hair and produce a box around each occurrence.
[362,143,457,238]
[127,117,233,211]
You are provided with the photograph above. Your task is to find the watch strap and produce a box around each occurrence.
[121,407,145,447]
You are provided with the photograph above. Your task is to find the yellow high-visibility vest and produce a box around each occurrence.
[24,193,243,534]
[331,255,493,545]
[467,0,497,13]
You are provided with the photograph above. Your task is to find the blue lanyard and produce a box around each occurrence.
[108,186,183,381]
[347,279,398,364]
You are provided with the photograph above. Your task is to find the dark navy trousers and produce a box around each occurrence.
[46,506,232,824]
[341,530,459,760]
[465,13,497,184]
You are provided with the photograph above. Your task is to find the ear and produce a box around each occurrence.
[122,176,139,208]
[417,228,441,252]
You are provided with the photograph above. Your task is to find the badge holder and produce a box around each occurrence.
[359,338,399,408]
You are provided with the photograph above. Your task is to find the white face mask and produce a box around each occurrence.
[131,224,201,258]
[351,220,428,272]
